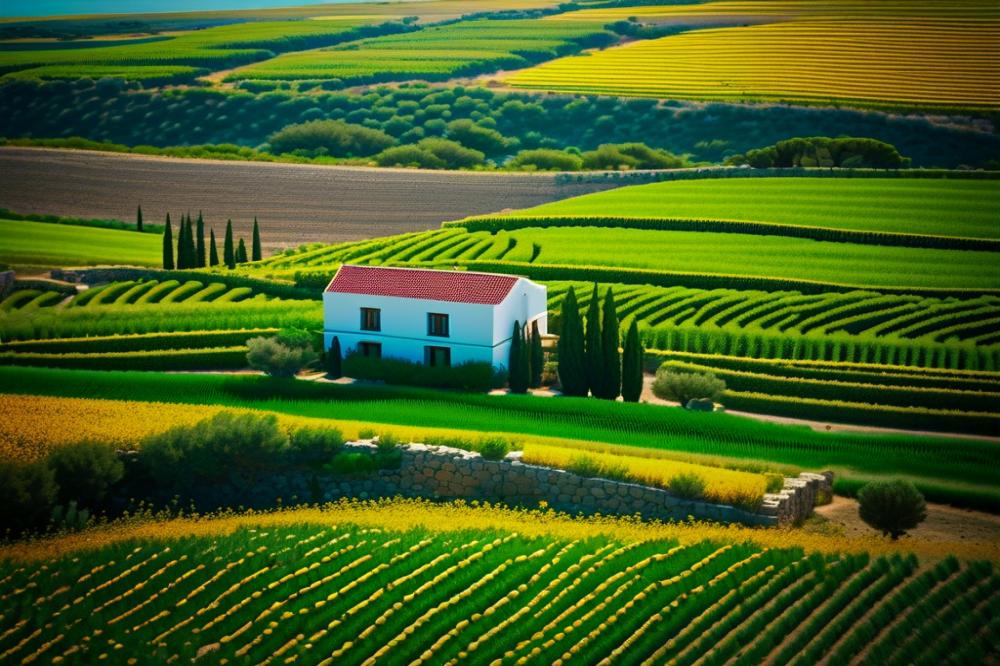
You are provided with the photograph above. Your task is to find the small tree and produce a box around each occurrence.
[209,228,219,267]
[529,320,543,388]
[48,441,124,510]
[651,366,725,406]
[857,480,927,540]
[557,287,587,397]
[195,212,206,268]
[585,284,603,396]
[595,287,620,400]
[252,217,262,262]
[236,238,249,264]
[621,319,643,402]
[508,320,528,393]
[224,220,235,269]
[136,205,143,232]
[162,214,174,270]
[326,336,343,379]
[175,214,187,269]
[247,329,317,378]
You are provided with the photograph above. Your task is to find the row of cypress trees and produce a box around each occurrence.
[161,212,262,270]
[508,320,544,394]
[558,285,643,401]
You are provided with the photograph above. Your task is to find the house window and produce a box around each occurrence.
[359,341,382,359]
[427,313,449,337]
[425,345,451,368]
[360,307,381,331]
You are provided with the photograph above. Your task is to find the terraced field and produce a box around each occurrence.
[0,218,161,269]
[506,0,1000,108]
[228,19,615,84]
[0,517,996,665]
[0,18,385,83]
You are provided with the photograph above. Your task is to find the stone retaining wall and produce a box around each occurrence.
[309,442,831,526]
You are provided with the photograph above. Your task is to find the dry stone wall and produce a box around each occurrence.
[314,442,831,526]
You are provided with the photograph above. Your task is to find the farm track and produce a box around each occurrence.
[0,147,619,253]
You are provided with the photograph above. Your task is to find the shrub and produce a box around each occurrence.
[376,432,401,451]
[567,454,629,481]
[247,332,318,377]
[343,352,494,391]
[288,427,344,464]
[857,480,928,539]
[445,119,509,156]
[581,143,688,170]
[416,137,485,169]
[47,441,124,509]
[268,119,395,157]
[0,460,58,535]
[375,144,445,169]
[357,427,376,440]
[139,412,288,493]
[508,148,582,171]
[325,451,378,475]
[477,436,512,461]
[667,472,707,500]
[652,367,726,406]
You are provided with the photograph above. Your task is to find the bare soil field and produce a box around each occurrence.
[0,147,618,253]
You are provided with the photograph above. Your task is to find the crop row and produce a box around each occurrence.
[0,524,995,664]
[0,346,247,372]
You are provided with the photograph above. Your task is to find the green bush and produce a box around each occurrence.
[581,143,688,170]
[325,451,378,475]
[477,436,513,460]
[652,367,726,406]
[376,432,401,451]
[343,352,495,391]
[375,144,445,169]
[508,148,582,171]
[667,472,707,500]
[288,427,344,464]
[567,454,629,481]
[139,411,289,493]
[0,460,57,535]
[47,441,124,509]
[247,331,318,377]
[857,480,928,539]
[268,119,395,157]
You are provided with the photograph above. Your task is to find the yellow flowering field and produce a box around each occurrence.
[521,442,772,508]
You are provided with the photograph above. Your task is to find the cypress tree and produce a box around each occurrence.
[621,319,643,402]
[327,336,343,379]
[557,286,587,397]
[236,238,249,264]
[209,228,219,267]
[136,205,143,232]
[196,212,206,268]
[508,320,527,393]
[596,287,621,400]
[224,220,235,269]
[529,319,543,388]
[185,216,197,268]
[162,213,174,270]
[175,215,188,269]
[585,283,603,396]
[252,217,262,262]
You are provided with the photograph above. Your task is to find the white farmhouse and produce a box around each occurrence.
[323,265,547,370]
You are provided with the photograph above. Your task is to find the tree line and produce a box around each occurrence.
[556,285,644,401]
[159,209,263,270]
[507,319,544,393]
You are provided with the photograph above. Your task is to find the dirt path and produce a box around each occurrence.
[815,495,1000,544]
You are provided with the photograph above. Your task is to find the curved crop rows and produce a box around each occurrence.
[0,524,996,665]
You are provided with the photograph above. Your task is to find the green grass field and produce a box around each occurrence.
[500,178,1000,240]
[0,218,162,269]
[4,366,998,510]
[2,520,992,665]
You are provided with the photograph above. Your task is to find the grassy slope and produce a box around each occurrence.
[502,178,1000,240]
[4,366,998,510]
[0,218,161,268]
[509,226,997,290]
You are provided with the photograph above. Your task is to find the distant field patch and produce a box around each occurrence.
[506,1,1000,108]
[0,218,161,268]
[227,19,614,84]
[498,178,1000,240]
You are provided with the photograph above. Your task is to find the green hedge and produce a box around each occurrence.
[0,208,163,234]
[0,346,248,371]
[646,350,1000,393]
[455,260,1000,298]
[54,267,315,301]
[724,390,1000,437]
[0,329,276,354]
[658,360,1000,415]
[447,216,1000,252]
[343,352,498,392]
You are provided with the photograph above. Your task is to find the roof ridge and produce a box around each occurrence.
[326,264,521,306]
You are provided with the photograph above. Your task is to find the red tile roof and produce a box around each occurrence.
[325,265,519,305]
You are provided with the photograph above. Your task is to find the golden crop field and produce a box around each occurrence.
[505,1,1000,108]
